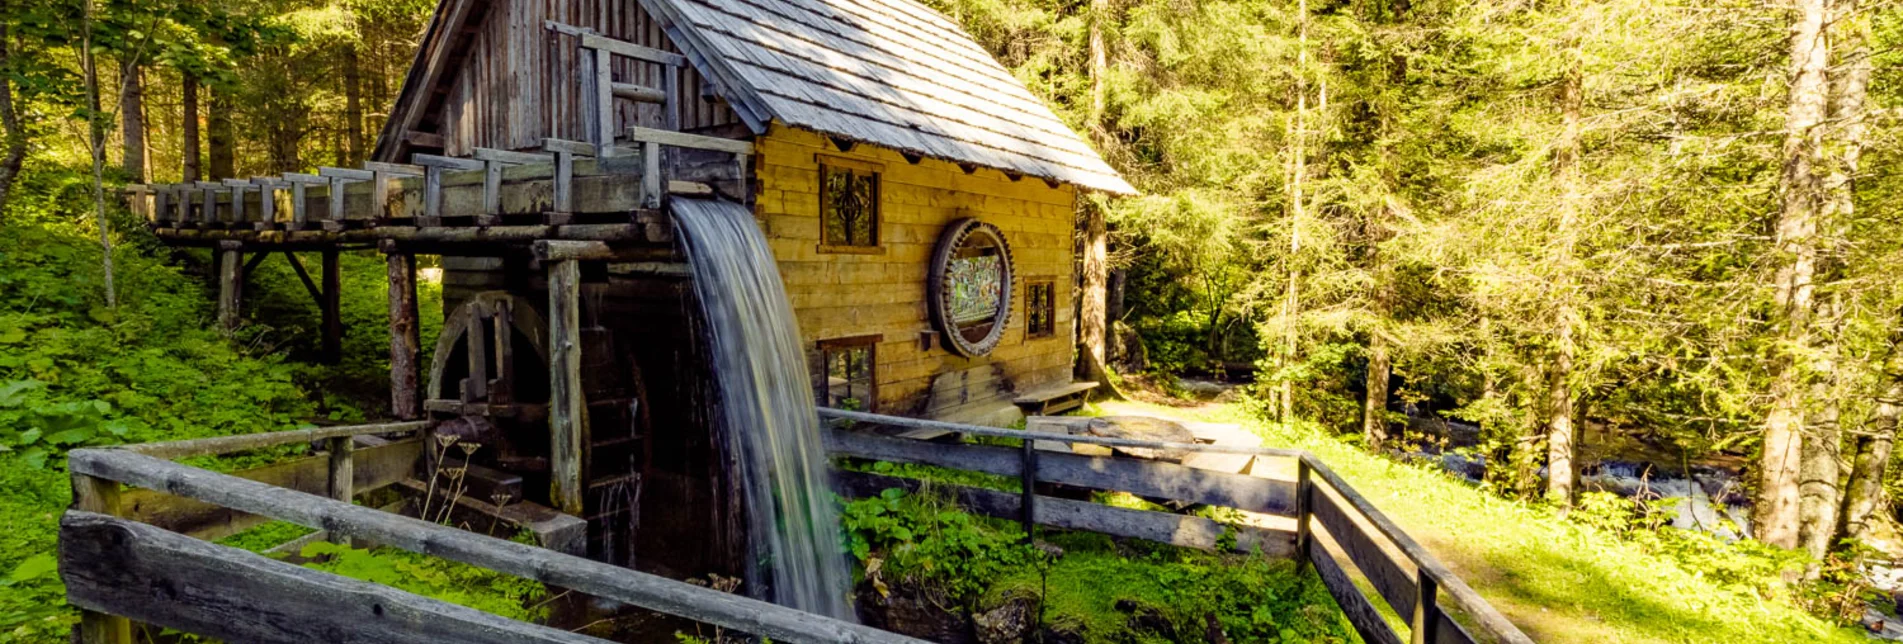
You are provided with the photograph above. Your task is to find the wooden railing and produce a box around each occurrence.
[818,408,1535,644]
[62,422,920,644]
[61,409,1532,643]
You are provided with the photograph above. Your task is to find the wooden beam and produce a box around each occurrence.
[405,130,445,149]
[626,126,754,155]
[121,420,428,460]
[1309,530,1405,644]
[283,252,323,303]
[65,449,929,644]
[836,471,1297,558]
[320,250,342,363]
[217,243,241,330]
[828,429,1297,515]
[119,438,423,541]
[71,474,132,644]
[819,408,1308,458]
[611,82,667,104]
[386,246,422,420]
[1303,454,1526,643]
[60,512,611,644]
[547,260,585,516]
[533,240,613,261]
[579,31,689,67]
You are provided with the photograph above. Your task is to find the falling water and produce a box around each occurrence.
[672,198,856,621]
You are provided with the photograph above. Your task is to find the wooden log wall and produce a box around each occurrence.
[439,0,738,157]
[757,126,1078,419]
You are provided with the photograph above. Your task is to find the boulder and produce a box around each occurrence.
[973,591,1037,644]
[1084,416,1197,462]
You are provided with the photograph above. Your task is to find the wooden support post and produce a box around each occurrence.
[327,435,354,545]
[642,141,662,209]
[364,162,423,221]
[221,179,250,224]
[384,242,421,420]
[71,473,132,644]
[491,298,515,405]
[463,301,490,401]
[412,155,482,226]
[251,178,286,230]
[550,148,574,219]
[283,173,326,230]
[152,186,170,225]
[197,182,221,225]
[124,185,151,222]
[318,168,374,231]
[1295,457,1312,572]
[593,47,614,156]
[471,149,550,225]
[320,250,342,364]
[217,241,242,330]
[547,259,585,516]
[1019,439,1038,542]
[1410,570,1440,644]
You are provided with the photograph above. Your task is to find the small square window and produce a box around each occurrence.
[816,335,880,411]
[819,158,881,251]
[1025,279,1056,339]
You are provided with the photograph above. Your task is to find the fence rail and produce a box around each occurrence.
[818,408,1534,644]
[62,411,1531,644]
[62,422,923,644]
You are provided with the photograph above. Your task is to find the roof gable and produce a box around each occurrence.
[641,0,1133,194]
[376,0,1134,194]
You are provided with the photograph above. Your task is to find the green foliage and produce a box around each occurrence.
[841,488,1040,603]
[0,166,361,640]
[299,541,548,621]
[998,532,1351,643]
[215,520,318,553]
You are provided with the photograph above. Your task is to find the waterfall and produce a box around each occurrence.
[672,198,856,621]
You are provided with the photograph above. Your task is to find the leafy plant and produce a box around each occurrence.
[299,541,548,621]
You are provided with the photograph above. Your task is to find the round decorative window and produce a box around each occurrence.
[929,218,1014,357]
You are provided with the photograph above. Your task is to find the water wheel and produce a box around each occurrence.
[425,290,650,564]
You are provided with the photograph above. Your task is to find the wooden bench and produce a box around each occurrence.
[1012,381,1099,416]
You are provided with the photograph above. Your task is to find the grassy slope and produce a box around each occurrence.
[0,171,437,641]
[1098,400,1866,644]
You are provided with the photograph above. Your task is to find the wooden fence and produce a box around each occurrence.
[60,421,924,644]
[818,408,1535,644]
[60,411,1533,644]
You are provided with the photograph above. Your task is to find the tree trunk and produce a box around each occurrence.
[1756,0,1832,550]
[1816,3,1874,551]
[182,75,200,182]
[1280,0,1310,424]
[0,25,29,222]
[1544,31,1585,508]
[1075,0,1117,396]
[1842,340,1901,543]
[119,58,146,182]
[1364,331,1390,447]
[1078,201,1115,389]
[81,0,118,308]
[208,85,235,180]
[343,44,365,166]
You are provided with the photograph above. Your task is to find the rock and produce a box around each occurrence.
[1084,416,1197,462]
[973,591,1037,644]
[1040,619,1088,644]
[857,583,975,644]
[1114,598,1177,638]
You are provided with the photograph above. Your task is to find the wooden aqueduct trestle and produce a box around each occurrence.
[74,15,1534,644]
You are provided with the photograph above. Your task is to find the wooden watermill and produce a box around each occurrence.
[424,289,651,565]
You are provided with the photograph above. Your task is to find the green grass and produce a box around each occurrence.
[1098,399,1866,644]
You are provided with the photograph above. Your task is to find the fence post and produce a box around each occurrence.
[1411,568,1440,644]
[1019,439,1038,543]
[547,259,586,516]
[71,473,132,644]
[327,435,355,546]
[1296,455,1312,567]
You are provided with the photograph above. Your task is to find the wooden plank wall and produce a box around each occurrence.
[440,0,739,156]
[757,125,1078,418]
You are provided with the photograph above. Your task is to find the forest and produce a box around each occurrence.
[2,0,1902,641]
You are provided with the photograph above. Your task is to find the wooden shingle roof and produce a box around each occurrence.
[638,0,1135,194]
